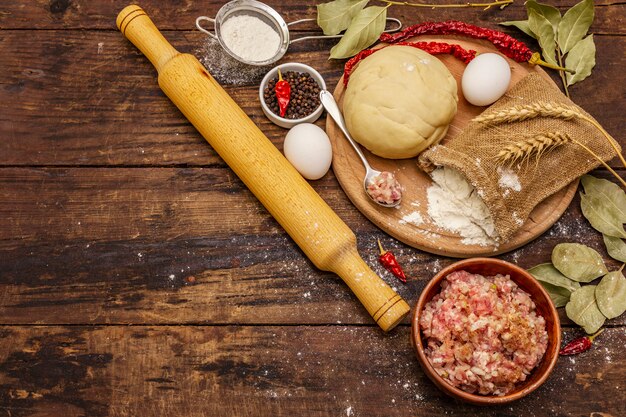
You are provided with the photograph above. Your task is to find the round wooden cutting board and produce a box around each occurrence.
[326,36,578,258]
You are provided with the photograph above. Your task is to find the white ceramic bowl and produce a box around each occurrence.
[259,63,326,129]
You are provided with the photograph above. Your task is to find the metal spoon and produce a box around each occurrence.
[319,90,402,208]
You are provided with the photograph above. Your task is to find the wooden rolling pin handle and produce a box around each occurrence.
[116,5,179,72]
[330,248,410,331]
[116,5,410,331]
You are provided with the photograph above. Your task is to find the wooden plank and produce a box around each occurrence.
[0,31,623,166]
[0,325,623,416]
[0,167,623,325]
[0,0,622,34]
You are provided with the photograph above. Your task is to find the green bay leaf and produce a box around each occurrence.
[566,34,596,86]
[581,175,626,223]
[541,281,572,308]
[552,243,608,282]
[529,263,581,292]
[500,20,536,39]
[596,271,626,319]
[557,0,594,54]
[566,285,606,334]
[329,5,386,59]
[580,193,626,239]
[526,0,561,33]
[317,0,369,36]
[603,234,626,263]
[528,9,558,66]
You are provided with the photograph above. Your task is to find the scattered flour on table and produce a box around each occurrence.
[426,167,498,246]
[198,37,269,86]
[399,211,423,226]
[497,166,522,192]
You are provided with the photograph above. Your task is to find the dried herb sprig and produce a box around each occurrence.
[501,0,596,97]
[381,1,512,11]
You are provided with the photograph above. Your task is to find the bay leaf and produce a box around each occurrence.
[565,34,596,86]
[552,243,608,282]
[540,281,572,308]
[603,234,626,263]
[581,175,626,223]
[566,285,606,334]
[580,193,626,239]
[499,20,536,39]
[557,0,594,54]
[595,271,626,319]
[529,263,581,292]
[528,9,558,66]
[526,1,561,34]
[329,5,386,59]
[317,0,369,36]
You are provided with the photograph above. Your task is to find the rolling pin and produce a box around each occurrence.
[116,5,410,331]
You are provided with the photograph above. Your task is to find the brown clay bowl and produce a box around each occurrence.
[412,258,560,405]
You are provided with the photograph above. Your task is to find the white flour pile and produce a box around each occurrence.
[400,211,423,226]
[426,167,498,246]
[220,14,280,63]
[497,166,522,197]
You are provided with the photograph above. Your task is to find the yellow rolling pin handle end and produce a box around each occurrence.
[116,5,179,73]
[332,250,410,332]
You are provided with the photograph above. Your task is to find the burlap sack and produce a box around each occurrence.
[418,73,621,242]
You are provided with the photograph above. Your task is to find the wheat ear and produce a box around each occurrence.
[473,102,579,124]
[495,132,626,187]
[474,102,626,169]
[497,132,570,166]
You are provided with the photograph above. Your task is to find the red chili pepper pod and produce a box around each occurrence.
[379,20,572,73]
[377,239,407,283]
[559,328,604,356]
[275,69,291,117]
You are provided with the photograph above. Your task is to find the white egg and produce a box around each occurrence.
[283,123,333,180]
[461,53,512,106]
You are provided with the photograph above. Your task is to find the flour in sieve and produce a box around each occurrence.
[426,167,498,246]
[220,14,280,62]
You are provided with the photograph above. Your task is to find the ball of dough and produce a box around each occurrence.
[343,46,458,159]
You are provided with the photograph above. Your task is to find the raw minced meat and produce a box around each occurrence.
[420,270,548,396]
[366,171,402,205]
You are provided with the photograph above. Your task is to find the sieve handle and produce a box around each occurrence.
[196,16,218,39]
[288,17,402,44]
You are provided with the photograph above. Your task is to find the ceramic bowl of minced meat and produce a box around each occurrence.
[412,258,560,405]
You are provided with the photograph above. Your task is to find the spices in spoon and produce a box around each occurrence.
[275,69,291,117]
[377,239,407,283]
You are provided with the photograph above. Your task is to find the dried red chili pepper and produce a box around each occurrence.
[380,20,570,72]
[274,69,291,117]
[559,329,604,356]
[377,239,407,283]
[343,41,476,86]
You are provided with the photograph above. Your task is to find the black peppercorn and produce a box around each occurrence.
[263,70,321,120]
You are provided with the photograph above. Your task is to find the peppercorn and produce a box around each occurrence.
[263,71,321,120]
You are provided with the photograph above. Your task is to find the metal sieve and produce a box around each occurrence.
[196,0,402,66]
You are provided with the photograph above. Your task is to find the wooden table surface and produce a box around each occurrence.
[1,1,624,416]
